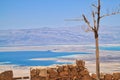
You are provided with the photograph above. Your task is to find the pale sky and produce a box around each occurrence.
[0,0,120,30]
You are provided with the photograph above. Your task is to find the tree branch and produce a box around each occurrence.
[97,0,101,31]
[82,14,93,30]
[100,11,120,18]
[81,26,93,32]
[92,11,97,29]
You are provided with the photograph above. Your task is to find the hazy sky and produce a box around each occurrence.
[0,0,120,30]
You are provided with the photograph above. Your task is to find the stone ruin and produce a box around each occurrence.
[30,60,120,80]
[0,60,120,80]
[31,60,92,80]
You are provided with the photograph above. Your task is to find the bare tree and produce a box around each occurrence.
[65,0,120,80]
[82,0,120,79]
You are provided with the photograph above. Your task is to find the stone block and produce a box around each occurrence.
[59,71,69,77]
[81,75,92,80]
[113,72,120,80]
[91,73,97,80]
[31,69,37,77]
[0,70,13,80]
[76,60,85,67]
[80,69,89,76]
[39,68,48,77]
[104,74,113,80]
[47,68,58,78]
[57,66,64,73]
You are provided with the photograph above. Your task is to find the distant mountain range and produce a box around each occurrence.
[0,26,120,46]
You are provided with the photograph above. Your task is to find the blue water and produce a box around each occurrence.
[0,51,90,66]
[90,46,120,51]
[0,46,119,66]
[100,46,120,51]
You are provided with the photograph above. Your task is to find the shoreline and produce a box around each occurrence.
[0,44,120,77]
[0,44,120,52]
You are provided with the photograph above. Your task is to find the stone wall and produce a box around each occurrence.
[30,60,92,80]
[0,60,120,80]
[30,60,120,80]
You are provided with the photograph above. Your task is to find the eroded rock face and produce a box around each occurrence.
[0,70,13,80]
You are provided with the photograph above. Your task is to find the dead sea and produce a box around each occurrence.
[0,44,120,77]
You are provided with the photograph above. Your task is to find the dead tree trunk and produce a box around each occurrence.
[94,30,100,80]
[95,37,100,79]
